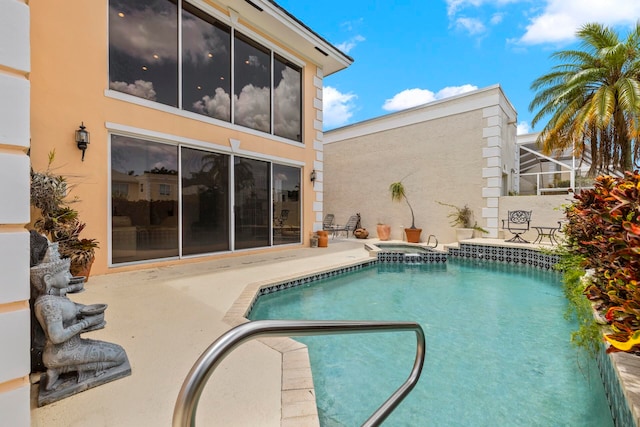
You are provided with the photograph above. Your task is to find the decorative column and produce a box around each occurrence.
[0,0,32,426]
[312,67,324,231]
[481,106,504,238]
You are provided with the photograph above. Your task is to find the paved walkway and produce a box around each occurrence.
[30,239,371,427]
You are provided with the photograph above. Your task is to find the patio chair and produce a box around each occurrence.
[502,210,532,243]
[323,214,335,231]
[331,215,359,239]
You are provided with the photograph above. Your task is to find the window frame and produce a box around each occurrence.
[107,0,305,144]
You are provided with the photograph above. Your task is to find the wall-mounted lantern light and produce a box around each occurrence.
[310,169,317,183]
[75,122,90,161]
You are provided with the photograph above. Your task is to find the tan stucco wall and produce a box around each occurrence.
[29,0,325,275]
[324,86,517,243]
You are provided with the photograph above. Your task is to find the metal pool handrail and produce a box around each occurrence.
[172,319,426,427]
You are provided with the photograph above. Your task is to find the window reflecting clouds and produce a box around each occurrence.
[109,0,178,107]
[109,0,302,142]
[182,4,231,121]
[234,33,271,133]
[274,55,301,141]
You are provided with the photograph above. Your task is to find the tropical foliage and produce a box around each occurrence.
[529,22,640,174]
[30,150,99,275]
[436,201,488,233]
[561,171,640,353]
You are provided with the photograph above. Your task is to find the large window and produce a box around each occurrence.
[181,148,230,255]
[109,0,179,107]
[182,3,231,121]
[109,0,303,142]
[111,136,179,263]
[274,55,302,142]
[234,33,271,133]
[111,134,301,264]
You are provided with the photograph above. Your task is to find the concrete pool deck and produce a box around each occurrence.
[29,237,640,426]
[30,238,372,427]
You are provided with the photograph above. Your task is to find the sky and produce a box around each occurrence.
[274,0,640,134]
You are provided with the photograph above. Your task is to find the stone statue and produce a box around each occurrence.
[29,235,130,406]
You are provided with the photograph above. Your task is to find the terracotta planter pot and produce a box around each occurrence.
[404,228,422,243]
[316,230,329,247]
[354,228,369,239]
[376,224,391,241]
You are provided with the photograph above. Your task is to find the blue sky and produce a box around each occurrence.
[274,0,640,134]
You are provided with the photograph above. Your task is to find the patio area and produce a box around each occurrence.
[30,238,371,427]
[31,236,637,427]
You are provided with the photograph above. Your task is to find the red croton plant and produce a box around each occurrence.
[564,171,640,353]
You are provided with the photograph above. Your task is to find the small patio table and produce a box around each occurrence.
[533,225,559,245]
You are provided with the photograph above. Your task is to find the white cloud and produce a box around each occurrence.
[274,67,302,140]
[382,84,478,112]
[517,121,530,135]
[455,17,486,35]
[109,4,178,62]
[192,87,231,121]
[323,86,357,129]
[518,0,640,45]
[234,84,270,132]
[490,13,504,25]
[110,80,157,100]
[335,35,366,54]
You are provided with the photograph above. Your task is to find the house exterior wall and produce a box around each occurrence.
[0,0,31,425]
[29,0,345,275]
[324,85,517,243]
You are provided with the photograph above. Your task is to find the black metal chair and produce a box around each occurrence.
[502,210,532,243]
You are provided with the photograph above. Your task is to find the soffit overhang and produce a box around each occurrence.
[212,0,353,75]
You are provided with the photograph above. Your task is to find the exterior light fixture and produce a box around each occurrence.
[310,169,317,182]
[75,122,90,161]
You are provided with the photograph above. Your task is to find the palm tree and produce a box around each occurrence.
[529,22,640,174]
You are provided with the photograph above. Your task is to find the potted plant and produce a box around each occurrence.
[437,201,487,242]
[30,150,99,279]
[390,180,422,243]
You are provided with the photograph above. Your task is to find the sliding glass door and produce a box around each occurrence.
[111,134,302,264]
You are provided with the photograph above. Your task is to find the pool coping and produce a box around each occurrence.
[224,242,639,426]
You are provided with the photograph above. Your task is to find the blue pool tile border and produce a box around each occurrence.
[597,345,635,427]
[448,243,559,269]
[377,251,447,264]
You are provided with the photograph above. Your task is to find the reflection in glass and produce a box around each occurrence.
[234,157,270,249]
[109,0,178,107]
[111,135,179,263]
[182,4,231,121]
[273,165,301,245]
[274,55,302,142]
[234,33,271,133]
[181,148,230,255]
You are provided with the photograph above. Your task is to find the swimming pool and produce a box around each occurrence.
[249,260,613,426]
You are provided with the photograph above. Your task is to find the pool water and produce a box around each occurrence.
[249,260,614,426]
